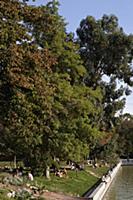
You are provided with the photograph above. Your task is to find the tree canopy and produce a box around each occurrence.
[0,0,133,172]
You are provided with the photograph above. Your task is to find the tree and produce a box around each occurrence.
[50,76,104,162]
[116,114,133,158]
[24,1,86,85]
[77,14,133,128]
[0,0,105,175]
[77,14,133,88]
[0,0,57,172]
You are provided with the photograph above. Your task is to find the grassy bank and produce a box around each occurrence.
[0,165,109,199]
[33,166,109,197]
[34,171,97,197]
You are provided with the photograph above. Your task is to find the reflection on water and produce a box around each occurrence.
[103,166,133,200]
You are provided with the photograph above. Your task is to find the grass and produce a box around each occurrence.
[0,188,14,200]
[85,165,109,177]
[33,166,108,197]
[0,161,23,168]
[0,164,109,198]
[34,170,98,196]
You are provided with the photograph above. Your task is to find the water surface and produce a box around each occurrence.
[103,166,133,200]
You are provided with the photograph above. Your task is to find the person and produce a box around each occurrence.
[18,166,23,176]
[108,170,111,179]
[55,170,62,177]
[63,168,67,176]
[12,168,18,177]
[28,172,34,181]
[102,175,107,184]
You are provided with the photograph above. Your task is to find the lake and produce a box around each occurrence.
[103,166,133,200]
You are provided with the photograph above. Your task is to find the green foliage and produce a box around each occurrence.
[77,14,133,130]
[77,14,133,87]
[0,0,133,173]
[0,0,105,172]
[15,189,32,200]
[99,134,119,164]
[116,115,133,157]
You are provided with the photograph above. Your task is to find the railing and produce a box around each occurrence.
[83,160,133,200]
[121,159,133,165]
[84,162,121,200]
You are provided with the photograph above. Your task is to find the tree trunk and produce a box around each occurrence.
[46,166,50,179]
[14,155,16,168]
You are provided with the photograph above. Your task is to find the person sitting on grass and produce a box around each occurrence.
[55,170,63,177]
[28,172,34,181]
[55,169,68,178]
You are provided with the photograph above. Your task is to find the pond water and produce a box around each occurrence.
[103,166,133,200]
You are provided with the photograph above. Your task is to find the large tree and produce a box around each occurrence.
[77,14,133,87]
[77,14,133,128]
[0,0,58,169]
[0,0,105,174]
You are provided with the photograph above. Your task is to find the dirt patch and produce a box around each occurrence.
[42,191,89,200]
[0,182,88,200]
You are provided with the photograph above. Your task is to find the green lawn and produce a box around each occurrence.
[85,165,109,177]
[0,165,109,198]
[34,170,98,197]
[33,166,108,197]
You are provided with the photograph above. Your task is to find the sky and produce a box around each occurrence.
[31,0,133,114]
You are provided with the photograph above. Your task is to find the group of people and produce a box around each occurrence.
[102,170,112,184]
[55,168,67,178]
[11,167,34,181]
